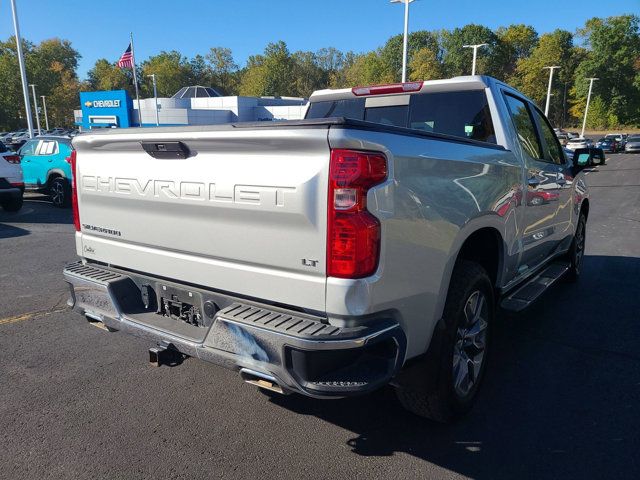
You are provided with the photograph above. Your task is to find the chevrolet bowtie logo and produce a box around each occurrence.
[84,101,92,107]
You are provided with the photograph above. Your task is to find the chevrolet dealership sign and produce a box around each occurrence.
[85,99,121,108]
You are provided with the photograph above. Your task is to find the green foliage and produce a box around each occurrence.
[205,47,237,94]
[2,14,640,131]
[409,48,444,81]
[86,59,130,92]
[440,24,501,77]
[572,15,640,125]
[0,37,82,129]
[511,29,580,125]
[140,51,192,97]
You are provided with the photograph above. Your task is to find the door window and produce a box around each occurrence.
[19,139,38,156]
[503,94,543,161]
[533,109,565,165]
[36,140,58,155]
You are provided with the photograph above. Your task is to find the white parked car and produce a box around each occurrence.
[566,137,593,150]
[0,141,24,211]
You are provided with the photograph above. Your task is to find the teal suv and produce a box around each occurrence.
[19,136,74,208]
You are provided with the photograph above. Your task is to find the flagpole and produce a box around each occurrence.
[129,32,142,126]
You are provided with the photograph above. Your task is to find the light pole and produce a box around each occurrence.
[543,66,560,117]
[463,43,488,76]
[41,96,49,130]
[10,0,34,138]
[29,84,41,133]
[147,74,160,126]
[390,0,416,83]
[581,77,598,138]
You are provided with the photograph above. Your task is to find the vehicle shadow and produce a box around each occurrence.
[266,254,640,479]
[0,222,30,239]
[0,195,73,225]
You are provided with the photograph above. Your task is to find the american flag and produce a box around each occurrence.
[117,44,133,69]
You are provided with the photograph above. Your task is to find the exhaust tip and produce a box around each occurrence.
[240,368,285,395]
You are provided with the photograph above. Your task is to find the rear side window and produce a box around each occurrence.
[306,99,365,120]
[409,90,496,143]
[306,89,496,144]
[503,94,543,160]
[36,140,58,155]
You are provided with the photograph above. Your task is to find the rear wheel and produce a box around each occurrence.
[49,177,70,208]
[1,193,23,212]
[565,212,586,283]
[395,260,493,422]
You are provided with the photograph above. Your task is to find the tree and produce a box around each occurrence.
[440,25,501,77]
[292,51,326,97]
[188,54,212,88]
[343,52,387,87]
[238,41,296,97]
[571,15,640,126]
[0,36,81,129]
[409,48,444,81]
[141,51,192,97]
[496,24,538,80]
[87,59,130,92]
[511,30,579,125]
[379,31,440,82]
[206,47,237,94]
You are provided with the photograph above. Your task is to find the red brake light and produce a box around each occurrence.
[70,150,80,232]
[352,81,423,97]
[4,155,20,164]
[327,149,387,278]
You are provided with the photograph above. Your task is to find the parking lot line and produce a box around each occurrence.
[0,307,67,326]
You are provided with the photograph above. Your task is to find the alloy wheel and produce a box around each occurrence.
[452,290,488,398]
[574,220,585,275]
[51,181,64,207]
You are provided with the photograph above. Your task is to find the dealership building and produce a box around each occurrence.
[74,87,307,130]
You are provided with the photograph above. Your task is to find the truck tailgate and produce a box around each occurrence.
[73,126,330,312]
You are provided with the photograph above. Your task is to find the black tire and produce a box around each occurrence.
[1,194,23,212]
[49,177,71,208]
[565,212,586,283]
[395,260,493,422]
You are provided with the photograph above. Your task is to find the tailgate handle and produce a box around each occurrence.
[141,141,191,159]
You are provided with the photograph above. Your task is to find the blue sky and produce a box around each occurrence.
[1,0,638,79]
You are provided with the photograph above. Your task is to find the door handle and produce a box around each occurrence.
[527,177,540,188]
[556,173,567,186]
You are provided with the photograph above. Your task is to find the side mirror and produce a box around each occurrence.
[572,147,605,172]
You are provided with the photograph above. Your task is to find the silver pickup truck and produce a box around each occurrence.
[64,76,600,422]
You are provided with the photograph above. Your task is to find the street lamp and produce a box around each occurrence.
[147,74,160,126]
[41,95,49,131]
[390,0,417,83]
[10,0,34,138]
[462,43,488,76]
[543,66,560,117]
[29,84,41,133]
[581,77,598,138]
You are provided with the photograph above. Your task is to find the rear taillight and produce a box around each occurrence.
[352,81,423,97]
[70,150,80,231]
[327,149,387,278]
[4,155,20,164]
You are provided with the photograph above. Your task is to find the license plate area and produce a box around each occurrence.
[157,284,205,327]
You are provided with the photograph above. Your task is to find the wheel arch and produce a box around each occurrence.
[433,221,505,325]
[46,169,67,187]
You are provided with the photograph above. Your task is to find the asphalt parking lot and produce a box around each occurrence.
[1,153,639,480]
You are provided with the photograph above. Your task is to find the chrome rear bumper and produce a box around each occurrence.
[63,261,406,398]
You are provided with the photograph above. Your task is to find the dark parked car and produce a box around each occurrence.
[596,138,618,153]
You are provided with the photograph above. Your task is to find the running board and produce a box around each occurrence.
[501,261,570,312]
